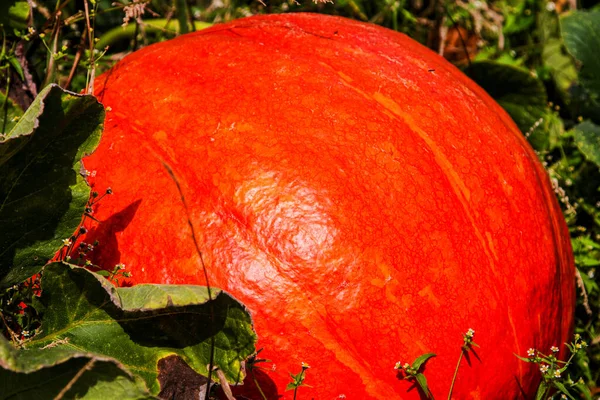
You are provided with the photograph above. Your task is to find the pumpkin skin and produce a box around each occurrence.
[83,13,574,399]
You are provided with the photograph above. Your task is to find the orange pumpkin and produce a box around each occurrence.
[83,13,574,399]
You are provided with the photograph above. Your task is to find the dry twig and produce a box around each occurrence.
[53,359,96,400]
[575,268,593,316]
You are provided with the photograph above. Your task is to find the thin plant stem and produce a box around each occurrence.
[1,75,10,135]
[251,369,268,400]
[541,385,550,399]
[447,350,464,400]
[186,0,195,32]
[1,28,9,134]
[0,310,20,346]
[132,20,140,51]
[292,369,305,400]
[444,3,472,68]
[160,161,216,400]
[42,12,62,88]
[64,30,86,90]
[83,0,95,94]
[53,359,95,400]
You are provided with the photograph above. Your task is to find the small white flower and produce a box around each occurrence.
[301,362,310,369]
[394,361,402,370]
[546,1,556,11]
[540,364,549,374]
[403,363,410,370]
[554,370,561,378]
[62,239,72,247]
[466,328,475,338]
[527,348,536,357]
[28,27,35,34]
[551,346,559,353]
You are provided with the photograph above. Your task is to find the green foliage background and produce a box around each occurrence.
[1,0,600,398]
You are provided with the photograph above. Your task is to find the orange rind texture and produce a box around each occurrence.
[84,13,574,399]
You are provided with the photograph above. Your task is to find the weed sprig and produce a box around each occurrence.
[287,362,312,400]
[516,334,590,400]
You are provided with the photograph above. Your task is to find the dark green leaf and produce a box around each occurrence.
[414,372,433,399]
[7,55,25,82]
[554,381,577,400]
[573,373,594,400]
[23,263,256,395]
[579,269,599,296]
[411,352,436,371]
[572,236,600,251]
[535,381,548,400]
[0,84,104,288]
[0,1,29,31]
[561,10,600,99]
[573,121,600,167]
[576,255,600,267]
[542,38,578,96]
[503,1,535,35]
[0,91,23,135]
[0,336,154,400]
[466,61,550,149]
[514,353,533,362]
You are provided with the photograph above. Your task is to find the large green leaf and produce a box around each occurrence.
[573,120,600,167]
[22,263,256,395]
[0,1,29,31]
[0,84,104,289]
[536,7,578,113]
[561,10,600,98]
[0,92,23,135]
[0,336,153,400]
[466,61,550,149]
[542,38,578,97]
[561,10,600,120]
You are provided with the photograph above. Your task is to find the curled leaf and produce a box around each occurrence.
[23,263,256,395]
[0,84,104,288]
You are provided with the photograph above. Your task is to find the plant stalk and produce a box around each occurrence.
[447,350,464,400]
